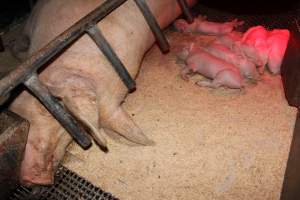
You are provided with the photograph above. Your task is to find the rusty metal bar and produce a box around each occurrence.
[24,74,92,149]
[177,0,194,24]
[0,0,128,99]
[134,0,170,53]
[87,26,136,92]
[0,35,4,52]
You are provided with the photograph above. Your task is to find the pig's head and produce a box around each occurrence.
[239,58,260,81]
[240,43,264,67]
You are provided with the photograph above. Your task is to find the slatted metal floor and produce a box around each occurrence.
[8,166,118,200]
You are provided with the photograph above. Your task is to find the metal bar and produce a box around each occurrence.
[28,0,34,10]
[24,74,92,149]
[0,35,4,52]
[177,0,194,24]
[0,0,128,99]
[134,0,170,53]
[280,109,300,200]
[87,26,136,92]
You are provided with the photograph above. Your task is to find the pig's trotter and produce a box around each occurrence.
[196,80,219,88]
[102,107,155,146]
[180,66,193,81]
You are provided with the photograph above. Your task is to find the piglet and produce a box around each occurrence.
[242,26,269,67]
[206,43,259,81]
[215,32,263,68]
[174,16,244,35]
[181,43,244,89]
[267,29,290,74]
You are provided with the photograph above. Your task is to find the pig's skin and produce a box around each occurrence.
[181,44,244,89]
[206,43,259,81]
[174,16,244,35]
[242,26,269,67]
[267,29,290,74]
[10,0,197,186]
[215,33,264,68]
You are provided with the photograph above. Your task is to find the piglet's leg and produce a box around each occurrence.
[196,80,220,88]
[180,66,194,81]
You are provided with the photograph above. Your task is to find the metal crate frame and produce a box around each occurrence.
[0,0,193,149]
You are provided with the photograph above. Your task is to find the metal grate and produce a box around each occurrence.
[8,166,119,200]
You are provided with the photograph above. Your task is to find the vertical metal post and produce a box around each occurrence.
[0,35,4,52]
[134,0,170,53]
[87,26,136,92]
[24,73,92,149]
[177,0,194,24]
[281,109,300,200]
[28,0,34,10]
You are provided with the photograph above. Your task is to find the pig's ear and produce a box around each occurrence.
[102,107,155,146]
[63,96,108,151]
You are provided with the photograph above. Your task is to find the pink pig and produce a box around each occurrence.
[174,16,244,35]
[242,26,269,67]
[215,33,263,68]
[267,29,290,74]
[180,43,244,89]
[206,43,259,80]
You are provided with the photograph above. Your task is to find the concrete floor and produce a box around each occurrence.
[60,32,297,200]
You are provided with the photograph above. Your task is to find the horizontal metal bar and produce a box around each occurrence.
[134,0,170,53]
[24,74,92,149]
[177,0,194,24]
[0,0,128,98]
[87,26,136,92]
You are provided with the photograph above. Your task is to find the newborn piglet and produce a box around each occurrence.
[174,16,244,35]
[181,43,244,89]
[215,32,263,68]
[267,29,290,74]
[242,26,269,68]
[205,43,259,81]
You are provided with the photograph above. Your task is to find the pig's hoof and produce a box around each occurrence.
[196,80,217,88]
